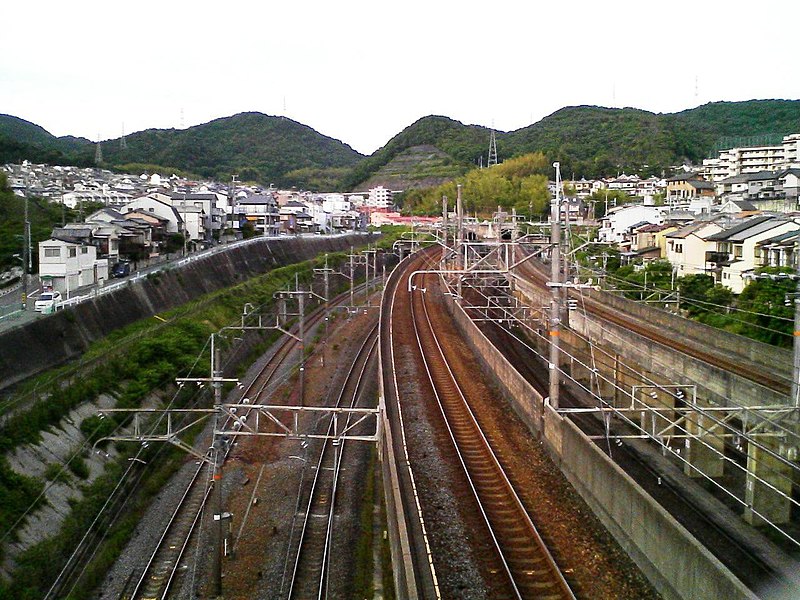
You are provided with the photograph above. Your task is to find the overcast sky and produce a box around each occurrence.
[2,0,798,156]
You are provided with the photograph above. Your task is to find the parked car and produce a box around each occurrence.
[34,290,62,313]
[111,261,131,278]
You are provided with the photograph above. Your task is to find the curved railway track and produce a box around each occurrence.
[479,315,783,591]
[283,324,379,599]
[122,283,372,600]
[516,258,791,395]
[392,250,575,599]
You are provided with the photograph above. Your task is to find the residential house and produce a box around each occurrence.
[280,200,316,233]
[123,195,183,234]
[705,216,800,293]
[38,237,108,295]
[170,193,225,244]
[717,199,758,215]
[630,223,677,260]
[597,204,666,244]
[237,194,280,236]
[755,229,800,270]
[665,173,716,206]
[664,219,725,277]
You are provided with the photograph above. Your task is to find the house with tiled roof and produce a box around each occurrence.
[665,218,726,277]
[705,216,800,292]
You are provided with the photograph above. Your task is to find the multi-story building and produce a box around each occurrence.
[38,237,108,295]
[368,186,394,209]
[702,133,800,181]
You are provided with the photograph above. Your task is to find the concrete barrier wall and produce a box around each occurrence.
[0,234,373,389]
[379,251,422,600]
[556,409,756,600]
[441,281,756,600]
[443,292,543,434]
[514,275,788,409]
[522,259,790,378]
[592,288,789,376]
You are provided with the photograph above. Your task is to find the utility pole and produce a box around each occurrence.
[229,175,238,241]
[792,242,800,410]
[548,162,563,410]
[349,247,354,310]
[210,336,224,597]
[22,195,30,310]
[456,184,464,300]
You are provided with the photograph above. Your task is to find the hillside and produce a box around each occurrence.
[96,112,364,186]
[0,113,363,189]
[344,101,800,187]
[353,144,469,192]
[2,100,799,191]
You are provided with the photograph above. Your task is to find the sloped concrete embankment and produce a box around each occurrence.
[0,235,373,391]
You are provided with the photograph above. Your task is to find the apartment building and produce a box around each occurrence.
[702,133,800,181]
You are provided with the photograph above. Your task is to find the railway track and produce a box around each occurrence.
[515,257,792,395]
[394,250,575,599]
[477,310,784,591]
[283,324,379,599]
[121,283,372,600]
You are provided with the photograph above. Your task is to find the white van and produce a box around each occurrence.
[34,291,62,313]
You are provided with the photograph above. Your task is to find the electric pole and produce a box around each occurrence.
[548,162,563,409]
[211,336,224,597]
[22,195,30,310]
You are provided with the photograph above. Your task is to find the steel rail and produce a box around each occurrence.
[286,324,379,599]
[126,282,372,599]
[409,267,576,599]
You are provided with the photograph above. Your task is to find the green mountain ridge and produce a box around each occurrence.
[2,100,799,190]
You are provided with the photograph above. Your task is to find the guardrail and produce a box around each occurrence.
[0,304,22,322]
[54,232,368,312]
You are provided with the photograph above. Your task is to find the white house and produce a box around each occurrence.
[38,238,108,295]
[598,204,666,244]
[706,216,800,293]
[664,220,725,277]
[123,195,183,233]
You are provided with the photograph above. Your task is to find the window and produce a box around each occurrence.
[68,248,77,258]
[44,247,60,258]
[81,247,88,254]
[675,243,683,253]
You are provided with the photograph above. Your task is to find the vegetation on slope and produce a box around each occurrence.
[0,173,104,272]
[401,153,551,217]
[3,100,799,190]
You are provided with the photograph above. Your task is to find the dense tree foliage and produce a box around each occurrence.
[401,153,550,217]
[344,100,800,188]
[3,100,800,191]
[0,173,96,272]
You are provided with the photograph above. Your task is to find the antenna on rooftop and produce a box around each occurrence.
[487,124,498,168]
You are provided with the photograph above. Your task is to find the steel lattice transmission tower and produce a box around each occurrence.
[487,128,498,167]
[94,136,103,165]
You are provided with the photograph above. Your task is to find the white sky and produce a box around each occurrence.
[1,0,798,156]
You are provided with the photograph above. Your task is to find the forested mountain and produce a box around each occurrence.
[96,113,364,186]
[2,100,799,190]
[350,100,800,186]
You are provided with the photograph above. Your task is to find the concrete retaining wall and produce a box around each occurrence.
[441,282,756,600]
[0,234,374,390]
[555,407,756,600]
[514,275,789,409]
